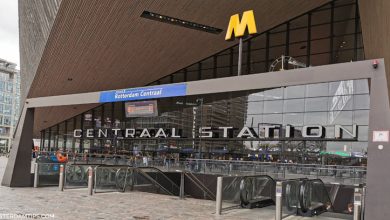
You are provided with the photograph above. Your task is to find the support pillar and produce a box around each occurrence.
[2,107,35,187]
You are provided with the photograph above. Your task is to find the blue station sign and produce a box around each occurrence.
[99,83,187,103]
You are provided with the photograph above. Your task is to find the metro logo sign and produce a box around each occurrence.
[225,10,257,40]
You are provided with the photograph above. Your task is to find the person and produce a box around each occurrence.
[143,155,148,166]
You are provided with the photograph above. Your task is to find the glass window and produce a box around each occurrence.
[186,64,199,82]
[66,119,74,151]
[58,123,65,150]
[283,113,304,126]
[351,142,368,154]
[354,79,369,94]
[305,83,329,97]
[311,38,330,54]
[305,97,328,112]
[103,103,112,128]
[354,94,370,110]
[264,100,283,114]
[269,31,286,46]
[83,111,93,129]
[311,24,331,40]
[357,126,369,141]
[329,80,354,96]
[304,112,328,125]
[353,110,369,125]
[283,99,304,113]
[263,114,283,124]
[284,85,305,99]
[248,91,264,102]
[264,88,283,100]
[173,71,184,83]
[326,141,353,152]
[328,110,353,125]
[3,105,11,115]
[245,115,262,128]
[311,8,331,25]
[334,4,355,21]
[247,101,263,115]
[328,96,353,111]
[113,102,123,129]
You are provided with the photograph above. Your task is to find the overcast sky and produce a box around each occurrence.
[0,1,19,68]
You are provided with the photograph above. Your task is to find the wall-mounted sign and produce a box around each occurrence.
[125,100,158,118]
[73,124,358,140]
[225,10,257,41]
[373,130,389,142]
[99,83,187,103]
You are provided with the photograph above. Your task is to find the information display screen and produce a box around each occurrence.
[125,100,158,117]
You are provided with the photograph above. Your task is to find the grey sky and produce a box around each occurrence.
[0,0,19,68]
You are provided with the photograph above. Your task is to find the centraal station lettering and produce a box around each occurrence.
[74,124,358,139]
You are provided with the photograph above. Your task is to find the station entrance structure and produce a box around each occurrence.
[2,59,390,219]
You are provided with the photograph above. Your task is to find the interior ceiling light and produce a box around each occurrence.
[141,11,223,34]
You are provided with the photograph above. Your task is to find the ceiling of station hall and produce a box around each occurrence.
[29,0,330,135]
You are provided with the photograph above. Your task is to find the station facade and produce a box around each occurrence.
[40,1,369,166]
[3,0,390,219]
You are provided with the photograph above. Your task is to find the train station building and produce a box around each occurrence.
[2,0,390,219]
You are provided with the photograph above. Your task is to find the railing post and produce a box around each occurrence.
[88,166,93,196]
[216,176,223,215]
[353,188,362,220]
[180,171,185,199]
[58,164,64,191]
[275,181,283,220]
[361,186,366,220]
[33,162,39,188]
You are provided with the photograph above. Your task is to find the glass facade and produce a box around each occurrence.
[40,0,368,166]
[150,0,363,86]
[0,60,20,153]
[41,79,369,166]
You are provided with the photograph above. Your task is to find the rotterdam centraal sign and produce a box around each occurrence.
[73,124,358,139]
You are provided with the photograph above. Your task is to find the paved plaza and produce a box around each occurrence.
[0,157,348,219]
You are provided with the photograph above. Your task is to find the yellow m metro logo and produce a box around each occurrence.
[225,10,257,41]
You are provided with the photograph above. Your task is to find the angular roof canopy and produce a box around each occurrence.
[24,0,330,136]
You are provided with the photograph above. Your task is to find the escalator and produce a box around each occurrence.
[284,179,332,217]
[183,171,216,200]
[136,167,181,196]
[239,175,276,209]
[93,165,180,196]
[216,174,278,212]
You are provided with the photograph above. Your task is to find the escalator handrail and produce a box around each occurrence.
[298,179,333,213]
[184,172,216,200]
[222,174,275,193]
[240,175,276,205]
[135,168,177,196]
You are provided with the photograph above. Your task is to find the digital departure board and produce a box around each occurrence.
[125,100,158,117]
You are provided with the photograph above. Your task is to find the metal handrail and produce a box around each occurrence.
[298,178,333,214]
[135,168,176,196]
[185,158,367,170]
[183,171,216,200]
[137,166,180,192]
[239,175,276,205]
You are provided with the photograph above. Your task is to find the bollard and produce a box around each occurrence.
[275,181,283,220]
[353,188,362,220]
[33,163,39,188]
[215,176,223,215]
[180,171,185,199]
[88,166,93,196]
[59,164,64,191]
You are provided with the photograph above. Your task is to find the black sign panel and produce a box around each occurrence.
[125,100,158,117]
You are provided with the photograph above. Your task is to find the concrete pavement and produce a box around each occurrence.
[0,156,348,219]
